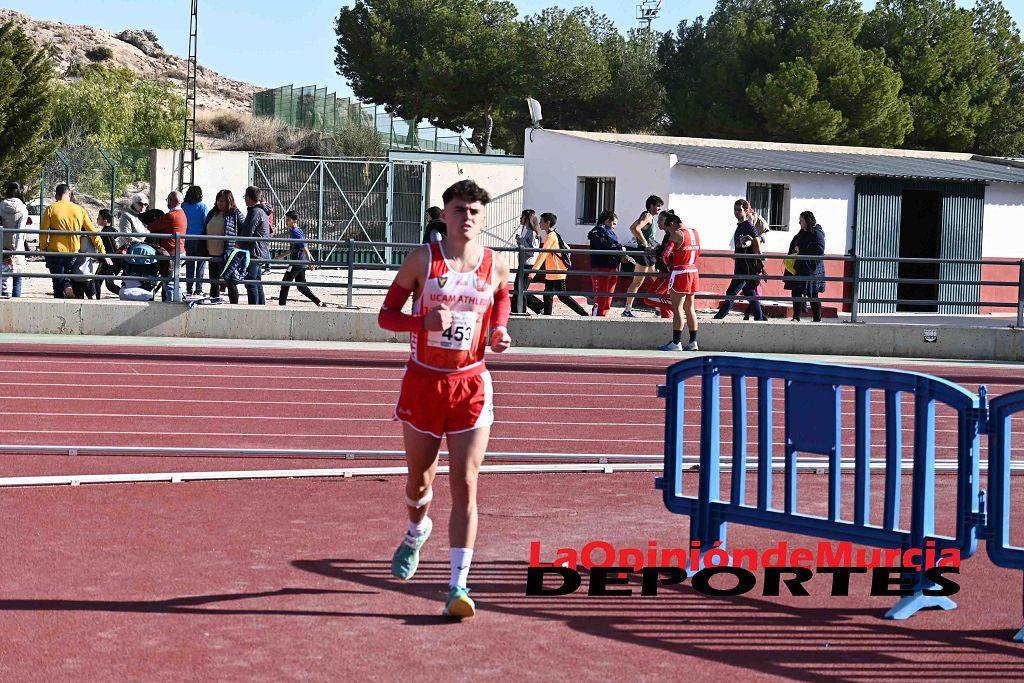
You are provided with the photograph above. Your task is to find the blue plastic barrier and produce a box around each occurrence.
[656,355,1023,641]
[987,391,1024,642]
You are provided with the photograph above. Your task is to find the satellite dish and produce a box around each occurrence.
[526,98,543,129]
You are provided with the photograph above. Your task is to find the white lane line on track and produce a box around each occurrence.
[0,382,655,398]
[0,395,667,410]
[0,411,665,428]
[0,430,965,449]
[0,410,975,436]
[0,374,655,389]
[0,357,674,376]
[0,429,666,443]
[0,396,994,422]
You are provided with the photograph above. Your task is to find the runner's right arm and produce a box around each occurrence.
[378,246,451,332]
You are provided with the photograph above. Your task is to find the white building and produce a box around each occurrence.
[523,129,1024,312]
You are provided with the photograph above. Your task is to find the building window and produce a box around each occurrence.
[577,177,616,224]
[747,182,790,231]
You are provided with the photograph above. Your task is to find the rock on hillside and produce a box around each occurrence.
[0,9,260,113]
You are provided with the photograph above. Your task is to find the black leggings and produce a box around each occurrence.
[539,277,589,316]
[208,259,239,304]
[278,267,321,306]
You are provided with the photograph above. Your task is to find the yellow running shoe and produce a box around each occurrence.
[443,586,476,619]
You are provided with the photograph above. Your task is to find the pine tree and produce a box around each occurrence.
[0,22,58,190]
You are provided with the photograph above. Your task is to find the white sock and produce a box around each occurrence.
[450,547,473,588]
[407,516,430,538]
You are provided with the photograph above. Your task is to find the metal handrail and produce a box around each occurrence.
[3,227,1023,325]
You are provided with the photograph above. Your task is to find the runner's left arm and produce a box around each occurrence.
[490,256,512,353]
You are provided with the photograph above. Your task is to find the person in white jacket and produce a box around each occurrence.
[0,181,28,298]
[117,192,151,250]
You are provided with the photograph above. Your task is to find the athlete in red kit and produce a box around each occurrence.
[658,213,701,351]
[378,179,512,619]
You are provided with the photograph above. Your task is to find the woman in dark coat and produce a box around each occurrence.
[791,210,826,322]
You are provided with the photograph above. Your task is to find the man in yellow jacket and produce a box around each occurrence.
[40,184,108,298]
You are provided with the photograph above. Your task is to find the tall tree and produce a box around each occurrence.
[0,22,58,189]
[972,0,1024,156]
[861,0,1005,151]
[488,7,618,153]
[335,0,440,142]
[660,0,911,147]
[418,0,519,153]
[590,28,668,134]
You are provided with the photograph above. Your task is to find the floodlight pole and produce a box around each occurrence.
[179,0,199,191]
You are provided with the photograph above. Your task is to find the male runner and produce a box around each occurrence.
[378,179,512,619]
[657,214,701,351]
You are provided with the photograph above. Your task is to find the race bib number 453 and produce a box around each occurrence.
[428,310,478,351]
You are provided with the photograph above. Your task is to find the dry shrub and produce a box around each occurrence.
[221,116,287,152]
[211,110,246,134]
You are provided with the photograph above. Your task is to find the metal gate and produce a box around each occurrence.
[249,155,426,264]
[853,177,903,314]
[854,177,985,314]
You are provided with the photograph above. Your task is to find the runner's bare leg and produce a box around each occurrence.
[402,423,441,524]
[445,425,490,549]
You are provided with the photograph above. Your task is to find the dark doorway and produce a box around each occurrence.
[897,190,943,312]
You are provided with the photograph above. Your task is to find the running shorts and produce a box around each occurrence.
[394,364,494,438]
[669,269,699,294]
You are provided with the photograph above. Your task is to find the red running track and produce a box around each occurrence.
[1,343,1024,680]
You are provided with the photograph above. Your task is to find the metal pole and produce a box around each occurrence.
[1017,259,1024,328]
[317,161,325,263]
[384,162,394,266]
[98,147,116,216]
[173,233,182,302]
[516,240,526,313]
[346,238,355,308]
[850,251,860,324]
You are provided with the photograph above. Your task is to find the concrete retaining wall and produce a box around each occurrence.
[2,299,1023,361]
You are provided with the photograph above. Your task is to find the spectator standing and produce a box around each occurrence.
[181,186,209,297]
[147,191,188,301]
[790,211,826,322]
[421,206,447,244]
[202,189,243,304]
[622,194,664,317]
[278,210,326,307]
[1,181,28,298]
[71,219,99,299]
[587,210,623,317]
[713,199,766,321]
[240,186,272,305]
[642,210,675,319]
[118,193,151,250]
[39,184,108,299]
[94,209,121,298]
[782,231,805,319]
[528,212,588,316]
[657,214,701,351]
[512,209,544,314]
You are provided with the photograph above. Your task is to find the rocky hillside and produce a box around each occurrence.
[1,8,260,113]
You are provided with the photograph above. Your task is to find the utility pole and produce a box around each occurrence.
[179,0,199,190]
[637,0,663,31]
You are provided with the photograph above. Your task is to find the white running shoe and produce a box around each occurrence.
[658,342,683,351]
[684,341,699,351]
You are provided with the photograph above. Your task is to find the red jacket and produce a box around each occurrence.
[148,208,188,253]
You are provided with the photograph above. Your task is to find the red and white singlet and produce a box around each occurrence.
[409,241,497,373]
[669,227,701,294]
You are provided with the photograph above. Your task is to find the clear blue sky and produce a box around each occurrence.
[5,0,1020,97]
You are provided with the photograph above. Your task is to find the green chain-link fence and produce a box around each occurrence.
[253,85,503,155]
[35,147,152,233]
